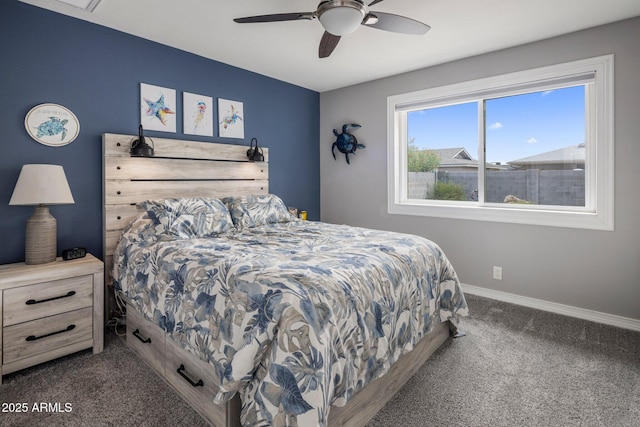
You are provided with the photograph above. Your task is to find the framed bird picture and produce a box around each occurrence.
[183,92,213,137]
[218,98,244,139]
[140,83,176,132]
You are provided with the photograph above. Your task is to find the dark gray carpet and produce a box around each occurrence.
[368,295,640,427]
[2,294,639,426]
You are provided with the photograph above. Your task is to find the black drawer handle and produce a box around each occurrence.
[26,291,76,305]
[26,324,76,342]
[132,328,151,344]
[177,364,204,388]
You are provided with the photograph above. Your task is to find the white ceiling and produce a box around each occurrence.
[19,0,640,92]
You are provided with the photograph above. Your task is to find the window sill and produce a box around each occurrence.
[388,201,613,231]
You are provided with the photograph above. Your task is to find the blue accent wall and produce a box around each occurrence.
[0,2,320,265]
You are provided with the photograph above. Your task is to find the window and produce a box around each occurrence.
[387,55,614,230]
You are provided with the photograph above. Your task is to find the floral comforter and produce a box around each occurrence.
[113,219,468,426]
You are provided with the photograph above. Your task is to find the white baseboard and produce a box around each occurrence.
[460,283,640,332]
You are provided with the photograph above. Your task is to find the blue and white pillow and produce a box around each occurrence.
[138,197,234,239]
[222,194,298,229]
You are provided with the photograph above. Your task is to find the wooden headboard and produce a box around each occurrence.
[102,133,269,319]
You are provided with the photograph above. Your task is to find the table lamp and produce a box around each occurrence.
[9,164,75,264]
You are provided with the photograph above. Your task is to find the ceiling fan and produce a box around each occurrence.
[234,0,430,58]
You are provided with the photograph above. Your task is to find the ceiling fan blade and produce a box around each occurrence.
[319,31,341,58]
[364,11,430,35]
[234,12,314,24]
[369,0,385,6]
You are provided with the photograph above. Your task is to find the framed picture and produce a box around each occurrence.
[218,98,244,139]
[183,92,213,136]
[140,83,176,132]
[24,103,80,147]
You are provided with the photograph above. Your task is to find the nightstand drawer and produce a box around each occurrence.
[3,307,93,364]
[3,275,93,326]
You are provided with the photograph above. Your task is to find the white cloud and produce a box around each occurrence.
[542,90,554,97]
[527,137,539,144]
[488,122,503,130]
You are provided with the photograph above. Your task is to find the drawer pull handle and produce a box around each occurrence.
[132,329,151,344]
[26,291,76,305]
[26,324,76,342]
[177,364,204,388]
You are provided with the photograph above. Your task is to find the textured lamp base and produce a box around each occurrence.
[25,205,57,265]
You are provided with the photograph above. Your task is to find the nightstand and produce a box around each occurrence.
[0,254,104,384]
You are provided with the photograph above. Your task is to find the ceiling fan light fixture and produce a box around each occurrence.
[233,0,430,59]
[318,1,366,36]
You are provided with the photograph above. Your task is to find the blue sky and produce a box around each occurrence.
[408,85,586,164]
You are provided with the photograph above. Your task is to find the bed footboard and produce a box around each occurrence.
[125,304,451,427]
[327,320,451,426]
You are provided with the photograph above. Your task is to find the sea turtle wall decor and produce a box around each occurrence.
[36,117,69,141]
[331,123,365,164]
[24,103,80,147]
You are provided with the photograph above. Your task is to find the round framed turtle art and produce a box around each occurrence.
[24,103,80,146]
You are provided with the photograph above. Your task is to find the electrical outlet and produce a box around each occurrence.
[493,266,503,280]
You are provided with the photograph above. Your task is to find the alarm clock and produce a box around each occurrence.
[62,247,87,261]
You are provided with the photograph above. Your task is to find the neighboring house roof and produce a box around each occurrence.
[431,147,478,168]
[428,147,504,170]
[508,144,585,166]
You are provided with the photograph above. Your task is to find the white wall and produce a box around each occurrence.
[320,17,640,321]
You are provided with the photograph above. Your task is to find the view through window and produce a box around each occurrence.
[407,86,586,207]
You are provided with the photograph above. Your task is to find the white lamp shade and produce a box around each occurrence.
[319,6,365,36]
[9,164,75,206]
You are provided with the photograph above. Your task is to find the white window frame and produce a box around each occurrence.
[387,55,614,230]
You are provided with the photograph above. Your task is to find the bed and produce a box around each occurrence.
[102,133,468,426]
